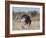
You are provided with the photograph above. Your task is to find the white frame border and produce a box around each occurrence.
[10,4,43,34]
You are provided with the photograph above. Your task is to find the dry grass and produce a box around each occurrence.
[12,16,40,31]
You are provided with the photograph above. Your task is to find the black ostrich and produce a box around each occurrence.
[21,15,31,27]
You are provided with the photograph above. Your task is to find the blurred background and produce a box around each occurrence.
[12,7,40,30]
[0,0,46,38]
